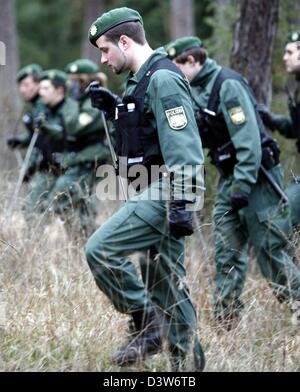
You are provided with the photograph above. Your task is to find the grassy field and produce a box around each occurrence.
[0,171,299,372]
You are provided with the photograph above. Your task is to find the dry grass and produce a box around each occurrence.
[0,172,299,372]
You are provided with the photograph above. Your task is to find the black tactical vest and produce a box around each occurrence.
[195,68,280,176]
[35,101,67,169]
[115,58,184,172]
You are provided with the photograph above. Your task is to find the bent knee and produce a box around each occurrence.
[85,233,102,264]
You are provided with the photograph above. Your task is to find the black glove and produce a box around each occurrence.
[230,192,249,211]
[33,114,47,131]
[23,165,36,183]
[168,200,194,239]
[22,113,33,131]
[6,136,22,149]
[257,104,282,131]
[88,82,121,118]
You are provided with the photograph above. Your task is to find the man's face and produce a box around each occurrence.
[39,80,62,106]
[283,42,300,74]
[19,75,40,101]
[96,35,128,75]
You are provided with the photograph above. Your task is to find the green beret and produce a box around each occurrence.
[286,31,300,44]
[65,59,100,74]
[89,7,143,47]
[17,64,42,83]
[166,36,203,60]
[40,69,67,86]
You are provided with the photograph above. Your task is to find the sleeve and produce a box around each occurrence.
[70,101,102,136]
[272,114,295,138]
[42,122,64,139]
[16,130,32,146]
[148,70,205,207]
[61,100,112,168]
[219,79,262,195]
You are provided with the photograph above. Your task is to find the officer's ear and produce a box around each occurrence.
[186,55,197,66]
[118,35,130,52]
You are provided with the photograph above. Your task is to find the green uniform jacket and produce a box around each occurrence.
[30,97,79,169]
[125,48,205,219]
[271,77,300,138]
[61,93,111,169]
[41,96,79,140]
[190,58,262,195]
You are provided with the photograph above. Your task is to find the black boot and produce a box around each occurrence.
[112,306,164,367]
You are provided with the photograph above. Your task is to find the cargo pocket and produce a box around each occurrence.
[134,200,168,236]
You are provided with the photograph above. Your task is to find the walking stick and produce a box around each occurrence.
[100,111,127,201]
[8,128,39,216]
[10,105,26,167]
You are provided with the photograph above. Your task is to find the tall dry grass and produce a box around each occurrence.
[0,170,299,372]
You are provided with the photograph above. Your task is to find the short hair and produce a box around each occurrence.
[51,80,66,93]
[104,21,146,45]
[175,47,208,66]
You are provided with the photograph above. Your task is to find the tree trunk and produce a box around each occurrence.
[230,0,279,105]
[170,0,194,39]
[81,0,105,64]
[0,0,20,132]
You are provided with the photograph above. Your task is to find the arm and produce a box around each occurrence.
[148,69,205,206]
[258,104,295,138]
[219,79,262,196]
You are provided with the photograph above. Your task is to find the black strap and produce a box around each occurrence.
[207,68,248,113]
[133,57,185,101]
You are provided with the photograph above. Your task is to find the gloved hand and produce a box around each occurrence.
[257,104,282,131]
[22,113,33,131]
[168,200,194,239]
[23,165,36,183]
[6,136,22,149]
[33,114,47,131]
[230,191,249,211]
[88,82,121,118]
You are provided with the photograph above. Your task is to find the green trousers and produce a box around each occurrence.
[85,197,204,369]
[286,175,300,229]
[24,171,56,218]
[213,165,300,320]
[47,164,97,237]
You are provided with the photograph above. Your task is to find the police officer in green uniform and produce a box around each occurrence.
[166,36,300,328]
[259,31,300,230]
[7,64,46,181]
[37,68,100,237]
[26,69,79,220]
[85,8,206,370]
[61,59,112,236]
[7,64,44,150]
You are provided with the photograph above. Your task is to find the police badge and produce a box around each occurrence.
[165,106,188,130]
[228,106,246,125]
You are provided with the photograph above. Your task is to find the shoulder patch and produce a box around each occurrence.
[228,106,246,125]
[165,106,188,130]
[79,112,93,126]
